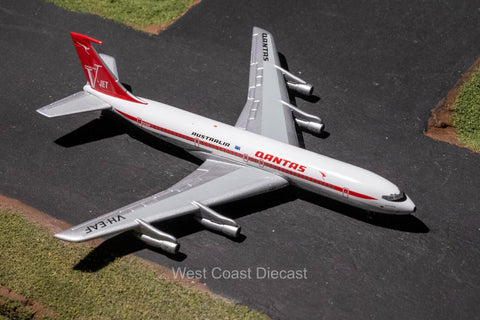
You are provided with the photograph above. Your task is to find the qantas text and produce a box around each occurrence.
[262,33,269,61]
[255,151,306,172]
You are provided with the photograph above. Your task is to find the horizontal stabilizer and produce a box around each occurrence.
[36,91,111,118]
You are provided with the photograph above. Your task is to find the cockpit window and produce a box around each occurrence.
[382,192,406,202]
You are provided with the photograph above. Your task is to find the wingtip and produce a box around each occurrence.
[54,230,83,242]
[36,108,52,118]
[252,26,269,34]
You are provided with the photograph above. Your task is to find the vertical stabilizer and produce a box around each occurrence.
[70,32,145,104]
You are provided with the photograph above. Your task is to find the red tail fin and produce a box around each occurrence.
[70,32,145,104]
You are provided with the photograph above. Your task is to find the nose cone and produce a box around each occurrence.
[394,193,416,214]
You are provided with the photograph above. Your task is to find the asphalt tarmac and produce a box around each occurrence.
[2,1,480,319]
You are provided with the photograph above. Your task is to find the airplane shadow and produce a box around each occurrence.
[55,116,124,147]
[74,232,187,273]
[55,110,202,165]
[217,187,429,233]
[295,189,429,233]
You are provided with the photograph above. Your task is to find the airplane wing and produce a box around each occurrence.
[235,27,300,146]
[55,159,288,247]
[235,27,323,145]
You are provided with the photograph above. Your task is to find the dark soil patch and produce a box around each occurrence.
[0,287,56,319]
[424,57,480,150]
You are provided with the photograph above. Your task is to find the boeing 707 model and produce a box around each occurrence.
[37,27,416,254]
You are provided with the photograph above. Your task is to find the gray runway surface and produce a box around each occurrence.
[2,1,480,319]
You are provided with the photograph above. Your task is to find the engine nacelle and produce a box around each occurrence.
[134,219,179,254]
[295,118,324,135]
[196,218,241,238]
[192,201,241,238]
[286,82,314,97]
[136,234,179,254]
[279,99,324,135]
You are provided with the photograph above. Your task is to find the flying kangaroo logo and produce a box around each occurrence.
[85,64,101,88]
[76,42,91,55]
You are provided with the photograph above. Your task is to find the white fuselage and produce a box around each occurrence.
[86,86,415,214]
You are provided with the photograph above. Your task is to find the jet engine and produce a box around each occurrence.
[295,118,324,135]
[275,65,314,97]
[192,201,241,238]
[280,100,324,135]
[134,219,179,254]
[286,82,314,97]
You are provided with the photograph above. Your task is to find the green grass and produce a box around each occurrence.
[46,0,198,32]
[452,66,480,152]
[0,210,267,319]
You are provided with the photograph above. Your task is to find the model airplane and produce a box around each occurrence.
[37,27,415,254]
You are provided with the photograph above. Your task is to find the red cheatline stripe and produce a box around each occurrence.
[348,190,376,200]
[115,109,377,200]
